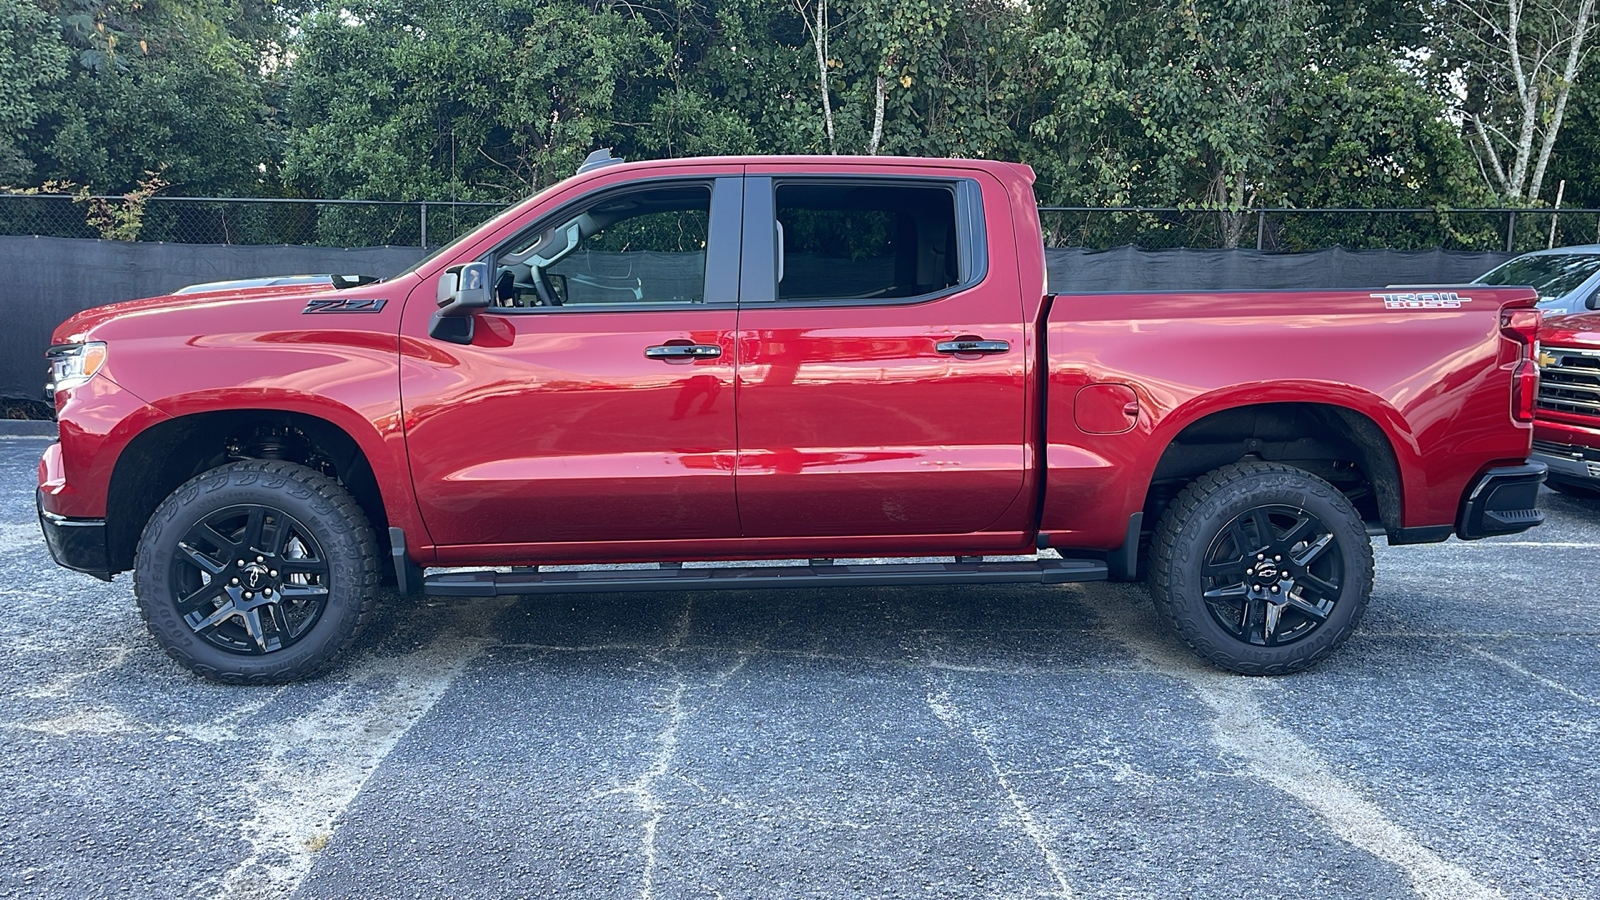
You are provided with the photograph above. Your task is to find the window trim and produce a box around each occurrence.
[477,176,741,314]
[739,175,988,308]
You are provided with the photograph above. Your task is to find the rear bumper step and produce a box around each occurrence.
[422,558,1109,597]
[1456,461,1547,540]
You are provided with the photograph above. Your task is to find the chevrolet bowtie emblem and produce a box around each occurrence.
[1538,350,1559,367]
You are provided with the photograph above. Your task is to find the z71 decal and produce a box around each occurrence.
[303,297,388,314]
[1370,291,1473,310]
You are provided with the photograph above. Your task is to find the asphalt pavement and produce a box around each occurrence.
[2,433,1597,899]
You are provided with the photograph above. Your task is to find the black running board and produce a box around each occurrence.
[422,558,1108,597]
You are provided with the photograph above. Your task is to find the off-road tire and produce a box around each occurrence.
[133,460,381,684]
[1148,461,1373,675]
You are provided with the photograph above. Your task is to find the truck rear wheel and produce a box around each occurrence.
[1148,461,1373,675]
[133,460,381,683]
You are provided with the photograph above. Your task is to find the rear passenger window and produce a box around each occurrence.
[776,183,962,302]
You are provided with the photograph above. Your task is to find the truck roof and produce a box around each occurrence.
[572,153,1036,183]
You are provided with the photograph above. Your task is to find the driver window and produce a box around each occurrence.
[495,184,711,308]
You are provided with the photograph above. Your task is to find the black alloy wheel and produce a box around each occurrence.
[134,460,380,683]
[169,504,331,655]
[1198,504,1344,647]
[1149,460,1374,675]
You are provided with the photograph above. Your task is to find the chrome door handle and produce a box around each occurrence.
[935,339,1010,354]
[644,344,722,359]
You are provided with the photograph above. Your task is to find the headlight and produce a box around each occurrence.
[45,342,107,398]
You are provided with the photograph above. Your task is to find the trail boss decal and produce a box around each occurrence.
[303,297,388,314]
[1370,291,1473,310]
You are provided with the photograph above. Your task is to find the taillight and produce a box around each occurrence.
[1512,359,1538,422]
[1501,309,1542,423]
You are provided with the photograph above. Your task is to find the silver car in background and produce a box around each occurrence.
[1474,246,1600,315]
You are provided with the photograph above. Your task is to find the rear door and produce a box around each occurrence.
[732,166,1029,537]
[400,171,744,553]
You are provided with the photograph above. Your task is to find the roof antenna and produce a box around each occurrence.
[578,148,625,175]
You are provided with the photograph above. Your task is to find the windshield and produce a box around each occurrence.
[1475,253,1600,302]
[388,205,516,281]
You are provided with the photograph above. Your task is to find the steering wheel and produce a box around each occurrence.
[533,265,562,306]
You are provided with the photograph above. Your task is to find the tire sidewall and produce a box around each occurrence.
[135,463,372,683]
[1159,467,1372,674]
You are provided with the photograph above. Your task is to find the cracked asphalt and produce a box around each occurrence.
[2,432,1598,899]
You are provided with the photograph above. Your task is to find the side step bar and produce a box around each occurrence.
[422,558,1109,598]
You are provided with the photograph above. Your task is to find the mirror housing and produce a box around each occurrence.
[430,262,492,345]
[436,262,492,316]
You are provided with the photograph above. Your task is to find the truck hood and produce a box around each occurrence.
[1541,311,1600,349]
[51,281,366,345]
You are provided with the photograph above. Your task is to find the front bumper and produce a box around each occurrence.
[1456,462,1547,540]
[1532,439,1600,488]
[37,488,112,581]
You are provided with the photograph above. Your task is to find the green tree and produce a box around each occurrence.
[284,0,671,206]
[0,0,71,183]
[1432,0,1599,204]
[11,1,284,196]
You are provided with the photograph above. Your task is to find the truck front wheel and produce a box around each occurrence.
[133,460,381,683]
[1148,461,1373,675]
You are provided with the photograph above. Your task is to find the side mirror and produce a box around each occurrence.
[430,262,492,345]
[436,262,492,316]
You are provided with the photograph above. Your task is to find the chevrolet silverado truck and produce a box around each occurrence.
[1533,311,1600,496]
[38,152,1548,683]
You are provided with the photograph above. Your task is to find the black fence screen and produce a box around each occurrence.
[2,237,1516,401]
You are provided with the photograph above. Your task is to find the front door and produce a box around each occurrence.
[733,170,1029,538]
[400,174,743,554]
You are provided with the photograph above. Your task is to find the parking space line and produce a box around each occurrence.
[925,675,1076,899]
[1084,590,1502,900]
[1397,542,1600,550]
[589,601,757,900]
[213,596,512,900]
[593,601,693,900]
[0,521,42,553]
[1464,645,1599,707]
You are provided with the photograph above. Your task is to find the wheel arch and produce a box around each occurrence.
[1144,398,1408,538]
[105,408,394,573]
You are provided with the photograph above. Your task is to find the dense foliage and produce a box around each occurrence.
[1,0,1595,220]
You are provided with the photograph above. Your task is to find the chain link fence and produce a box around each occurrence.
[0,194,505,248]
[5,193,1600,252]
[1040,207,1600,252]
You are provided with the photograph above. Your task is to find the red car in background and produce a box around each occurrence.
[1534,312,1600,497]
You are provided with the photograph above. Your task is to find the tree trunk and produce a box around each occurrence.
[804,0,835,152]
[868,74,886,155]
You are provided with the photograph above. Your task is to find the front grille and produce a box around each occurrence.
[1537,346,1600,420]
[1532,440,1600,478]
[1532,439,1600,460]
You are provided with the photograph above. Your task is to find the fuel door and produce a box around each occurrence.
[1074,383,1140,435]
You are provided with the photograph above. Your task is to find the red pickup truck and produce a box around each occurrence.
[37,153,1547,683]
[1533,312,1600,495]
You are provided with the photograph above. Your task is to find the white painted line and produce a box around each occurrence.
[590,603,691,900]
[589,601,753,900]
[1357,631,1600,639]
[0,521,43,553]
[15,706,142,737]
[23,646,132,699]
[212,596,513,900]
[926,674,1075,899]
[1390,541,1600,550]
[1465,645,1600,707]
[1084,591,1502,900]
